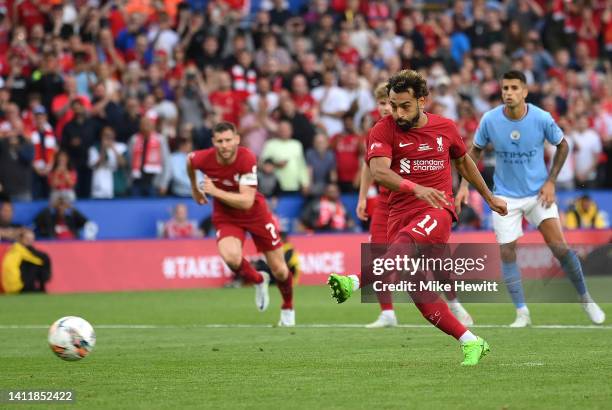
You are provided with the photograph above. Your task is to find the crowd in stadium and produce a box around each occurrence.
[0,0,610,230]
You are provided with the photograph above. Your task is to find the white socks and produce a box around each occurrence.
[459,330,478,344]
[349,275,360,291]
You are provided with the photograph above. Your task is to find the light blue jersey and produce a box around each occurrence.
[474,103,564,198]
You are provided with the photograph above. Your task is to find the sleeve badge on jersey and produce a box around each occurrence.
[370,142,382,151]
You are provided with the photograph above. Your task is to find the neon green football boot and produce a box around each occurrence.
[327,274,354,304]
[461,337,490,366]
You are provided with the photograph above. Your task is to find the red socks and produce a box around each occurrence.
[415,299,467,340]
[277,273,293,310]
[232,258,264,284]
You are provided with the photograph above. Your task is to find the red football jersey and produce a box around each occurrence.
[367,114,467,221]
[365,124,390,205]
[331,133,362,184]
[189,147,268,220]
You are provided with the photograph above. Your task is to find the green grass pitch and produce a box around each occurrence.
[1,286,610,409]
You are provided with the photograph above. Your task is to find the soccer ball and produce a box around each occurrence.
[48,316,96,361]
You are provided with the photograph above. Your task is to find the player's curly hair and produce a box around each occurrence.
[386,70,429,99]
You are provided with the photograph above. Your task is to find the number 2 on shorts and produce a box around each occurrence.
[265,223,278,239]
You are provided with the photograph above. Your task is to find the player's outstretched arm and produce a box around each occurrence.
[455,145,483,213]
[539,138,568,208]
[186,154,207,205]
[453,154,507,216]
[356,163,374,221]
[201,179,256,211]
[370,157,449,209]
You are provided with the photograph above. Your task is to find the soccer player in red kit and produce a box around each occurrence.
[330,70,507,365]
[353,83,474,329]
[187,122,295,326]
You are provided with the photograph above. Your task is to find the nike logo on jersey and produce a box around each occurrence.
[399,142,414,147]
[272,239,281,246]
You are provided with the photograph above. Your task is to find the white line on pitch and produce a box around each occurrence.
[0,324,611,330]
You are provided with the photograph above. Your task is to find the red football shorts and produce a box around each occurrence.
[214,212,282,253]
[369,199,389,243]
[388,208,453,245]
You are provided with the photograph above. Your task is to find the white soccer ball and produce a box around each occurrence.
[48,316,96,361]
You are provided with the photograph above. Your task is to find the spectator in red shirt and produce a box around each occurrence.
[51,75,92,138]
[336,29,360,66]
[209,70,247,126]
[47,150,77,200]
[162,203,201,239]
[16,0,48,32]
[330,114,364,193]
[30,105,56,199]
[291,73,317,121]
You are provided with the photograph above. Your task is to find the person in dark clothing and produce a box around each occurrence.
[0,200,23,242]
[34,191,88,240]
[30,53,65,117]
[117,96,141,144]
[90,82,125,135]
[0,131,34,201]
[257,158,282,200]
[275,95,315,152]
[61,99,99,198]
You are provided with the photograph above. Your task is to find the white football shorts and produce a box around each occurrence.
[492,195,559,244]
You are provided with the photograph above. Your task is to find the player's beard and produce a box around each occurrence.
[396,111,420,131]
[395,101,421,131]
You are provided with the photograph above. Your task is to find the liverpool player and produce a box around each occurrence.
[187,122,294,326]
[329,70,507,365]
[355,82,397,328]
[356,83,474,328]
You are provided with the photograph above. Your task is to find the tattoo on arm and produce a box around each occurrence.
[547,139,569,184]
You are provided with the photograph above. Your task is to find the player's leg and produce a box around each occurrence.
[365,202,398,328]
[537,217,605,324]
[429,244,474,326]
[398,210,489,365]
[252,216,295,326]
[263,247,295,326]
[499,240,530,327]
[217,228,269,311]
[492,196,530,327]
[328,210,404,304]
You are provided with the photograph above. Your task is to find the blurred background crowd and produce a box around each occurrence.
[0,0,611,238]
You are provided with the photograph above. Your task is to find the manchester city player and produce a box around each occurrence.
[456,70,605,327]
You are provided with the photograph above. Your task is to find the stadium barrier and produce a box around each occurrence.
[1,230,610,294]
[11,190,611,239]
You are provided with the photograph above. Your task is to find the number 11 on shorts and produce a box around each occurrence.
[412,214,437,237]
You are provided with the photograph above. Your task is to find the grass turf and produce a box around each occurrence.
[0,286,610,409]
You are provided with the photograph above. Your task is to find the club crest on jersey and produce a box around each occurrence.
[510,130,521,141]
[436,136,444,152]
